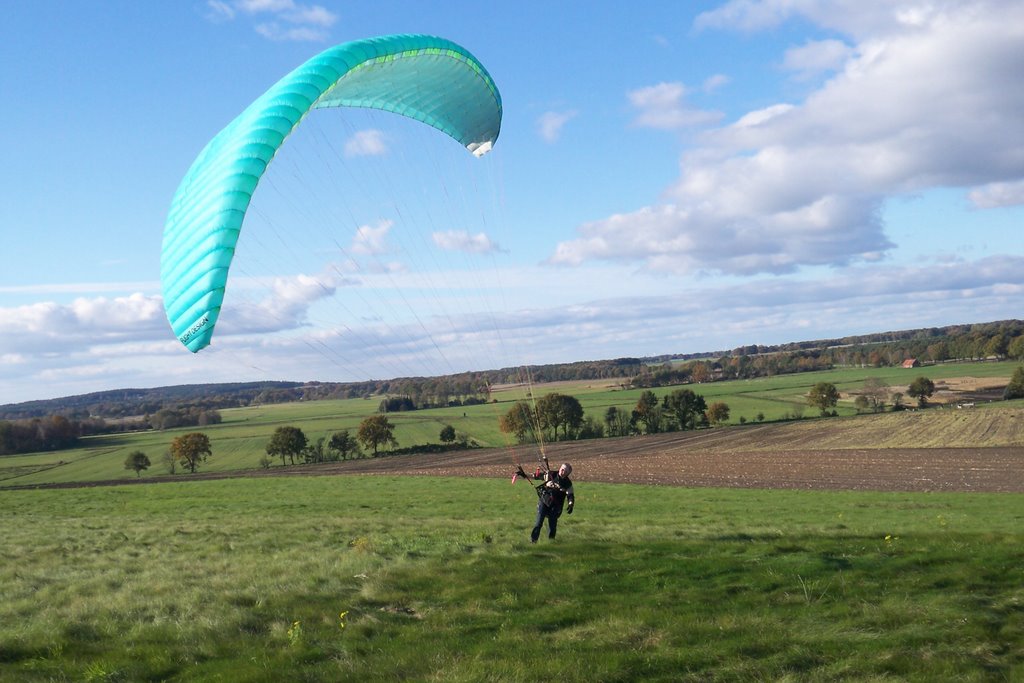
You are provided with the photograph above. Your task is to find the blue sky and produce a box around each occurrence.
[2,0,1022,404]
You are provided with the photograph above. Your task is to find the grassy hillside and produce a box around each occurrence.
[1,477,1021,681]
[2,361,1020,487]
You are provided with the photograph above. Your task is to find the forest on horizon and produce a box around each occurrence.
[2,318,1022,423]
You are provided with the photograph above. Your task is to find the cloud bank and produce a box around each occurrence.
[551,1,1024,276]
[4,251,1023,403]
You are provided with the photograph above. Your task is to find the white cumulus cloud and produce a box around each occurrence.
[628,82,722,130]
[783,39,854,78]
[695,0,961,38]
[432,230,504,254]
[0,293,167,356]
[969,180,1024,209]
[255,23,328,42]
[554,1,1024,276]
[702,74,730,93]
[207,0,336,41]
[537,110,578,143]
[344,129,388,157]
[205,0,235,21]
[350,219,393,256]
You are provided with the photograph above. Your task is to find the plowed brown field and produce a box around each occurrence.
[14,409,1024,493]
[282,408,1024,492]
[293,438,1023,493]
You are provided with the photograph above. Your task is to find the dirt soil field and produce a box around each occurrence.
[226,408,1024,493]
[278,432,1024,493]
[15,410,1023,493]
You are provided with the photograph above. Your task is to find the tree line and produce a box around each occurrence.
[0,406,223,456]
[123,431,216,478]
[261,415,475,470]
[0,415,81,455]
[5,319,1023,424]
[110,365,1024,480]
[0,381,302,420]
[498,388,730,444]
[147,406,222,430]
[634,320,1024,389]
[123,412,480,479]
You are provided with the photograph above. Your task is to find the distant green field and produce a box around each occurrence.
[1,477,1021,681]
[2,361,1018,487]
[524,360,1019,427]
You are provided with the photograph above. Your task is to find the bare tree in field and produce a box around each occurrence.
[863,377,890,412]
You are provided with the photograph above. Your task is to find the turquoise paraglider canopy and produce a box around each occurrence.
[161,34,502,353]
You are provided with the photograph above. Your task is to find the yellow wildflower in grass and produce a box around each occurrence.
[287,620,302,646]
[339,610,349,630]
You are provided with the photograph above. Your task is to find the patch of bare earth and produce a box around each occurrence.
[10,409,1024,493]
[293,408,1022,493]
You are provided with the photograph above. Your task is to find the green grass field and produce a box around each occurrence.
[1,476,1021,681]
[2,360,1019,487]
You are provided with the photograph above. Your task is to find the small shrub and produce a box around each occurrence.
[1003,366,1024,400]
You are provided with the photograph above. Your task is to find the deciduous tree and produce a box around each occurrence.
[927,341,950,362]
[170,432,212,473]
[907,376,935,407]
[162,449,176,474]
[706,402,730,425]
[266,426,307,466]
[329,430,361,460]
[535,393,584,440]
[634,390,661,434]
[303,436,327,464]
[357,415,398,455]
[690,362,711,384]
[499,401,538,443]
[662,389,707,430]
[1008,337,1024,361]
[862,377,890,412]
[439,425,457,444]
[986,334,1008,359]
[807,382,840,416]
[124,451,151,477]
[603,406,631,437]
[1003,366,1024,400]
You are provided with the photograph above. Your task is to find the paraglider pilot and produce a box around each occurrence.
[516,461,574,542]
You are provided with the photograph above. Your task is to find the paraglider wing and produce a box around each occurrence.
[161,34,502,352]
